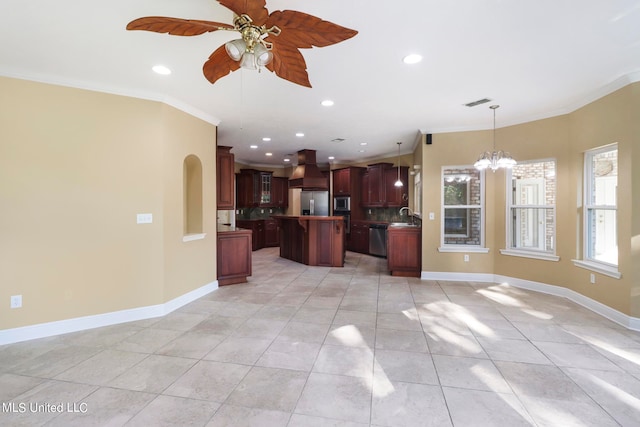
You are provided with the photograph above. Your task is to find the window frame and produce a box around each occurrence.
[439,165,488,253]
[573,144,619,277]
[500,158,559,262]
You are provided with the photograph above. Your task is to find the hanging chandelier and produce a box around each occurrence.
[474,105,516,172]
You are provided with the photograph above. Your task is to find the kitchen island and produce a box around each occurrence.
[273,215,345,267]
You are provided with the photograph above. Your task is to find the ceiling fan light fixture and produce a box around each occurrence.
[240,51,258,70]
[254,43,273,67]
[225,39,246,61]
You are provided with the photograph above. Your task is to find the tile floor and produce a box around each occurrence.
[2,248,640,426]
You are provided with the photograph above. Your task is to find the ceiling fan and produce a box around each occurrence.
[126,0,358,88]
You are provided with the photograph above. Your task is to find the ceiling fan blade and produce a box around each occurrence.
[217,0,268,25]
[126,17,234,36]
[203,45,241,85]
[266,10,358,48]
[266,43,311,88]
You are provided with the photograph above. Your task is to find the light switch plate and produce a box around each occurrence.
[137,213,153,224]
[429,212,435,220]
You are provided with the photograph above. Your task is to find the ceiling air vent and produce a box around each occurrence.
[464,98,491,107]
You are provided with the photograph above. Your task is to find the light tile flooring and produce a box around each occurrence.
[2,248,640,426]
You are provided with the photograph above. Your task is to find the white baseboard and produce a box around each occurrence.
[423,271,640,332]
[0,280,219,346]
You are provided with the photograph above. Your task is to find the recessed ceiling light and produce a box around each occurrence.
[402,54,422,65]
[152,65,171,75]
[359,150,365,153]
[250,145,258,149]
[360,142,367,146]
[284,158,291,162]
[296,132,305,137]
[321,100,334,107]
[328,156,335,160]
[262,137,271,142]
[265,152,273,156]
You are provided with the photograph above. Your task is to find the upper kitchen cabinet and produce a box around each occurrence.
[271,176,289,209]
[361,163,409,208]
[216,146,235,210]
[362,163,393,207]
[236,169,273,208]
[332,166,364,196]
[384,166,409,207]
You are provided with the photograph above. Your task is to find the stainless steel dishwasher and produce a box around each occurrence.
[369,224,388,257]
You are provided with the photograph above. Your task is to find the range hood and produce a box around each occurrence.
[289,149,329,190]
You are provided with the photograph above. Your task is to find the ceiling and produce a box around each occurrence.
[1,1,639,167]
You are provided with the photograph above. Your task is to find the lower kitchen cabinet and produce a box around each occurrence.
[236,220,265,251]
[348,221,369,254]
[264,218,279,247]
[217,226,252,285]
[387,226,421,277]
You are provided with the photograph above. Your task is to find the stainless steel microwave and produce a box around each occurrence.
[334,196,351,211]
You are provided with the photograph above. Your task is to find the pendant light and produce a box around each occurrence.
[474,105,516,172]
[394,142,403,187]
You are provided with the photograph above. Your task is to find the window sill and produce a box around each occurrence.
[500,249,560,262]
[572,259,621,279]
[438,246,490,254]
[183,233,206,242]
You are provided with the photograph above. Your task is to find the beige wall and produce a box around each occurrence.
[0,77,217,330]
[422,83,639,316]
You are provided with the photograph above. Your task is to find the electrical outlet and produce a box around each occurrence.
[11,295,22,309]
[429,212,435,220]
[464,254,470,262]
[590,273,596,284]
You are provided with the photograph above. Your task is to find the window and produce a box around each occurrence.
[501,160,558,261]
[414,171,422,215]
[440,166,486,251]
[584,145,618,267]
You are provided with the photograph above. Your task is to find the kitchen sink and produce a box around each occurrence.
[389,222,420,228]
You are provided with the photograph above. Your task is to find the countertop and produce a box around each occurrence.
[217,224,252,233]
[271,215,346,221]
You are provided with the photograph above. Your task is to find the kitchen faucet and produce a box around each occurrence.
[399,207,414,224]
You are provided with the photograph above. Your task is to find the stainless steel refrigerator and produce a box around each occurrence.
[300,191,329,216]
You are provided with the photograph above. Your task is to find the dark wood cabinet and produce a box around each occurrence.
[360,172,370,207]
[361,163,409,208]
[236,169,273,208]
[333,168,351,195]
[275,216,345,267]
[217,226,252,285]
[384,166,409,207]
[236,219,265,251]
[271,177,289,208]
[387,226,421,277]
[264,218,279,247]
[348,221,370,254]
[216,146,235,210]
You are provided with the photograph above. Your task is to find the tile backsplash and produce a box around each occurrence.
[236,207,286,220]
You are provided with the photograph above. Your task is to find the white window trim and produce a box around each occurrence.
[503,159,558,260]
[440,165,485,249]
[582,144,619,272]
[439,246,490,253]
[500,248,559,262]
[572,259,621,279]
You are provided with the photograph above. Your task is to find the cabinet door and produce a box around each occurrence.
[385,167,409,207]
[333,168,350,195]
[216,146,235,210]
[271,177,288,208]
[361,172,370,207]
[264,219,279,246]
[368,165,385,206]
[236,173,255,208]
